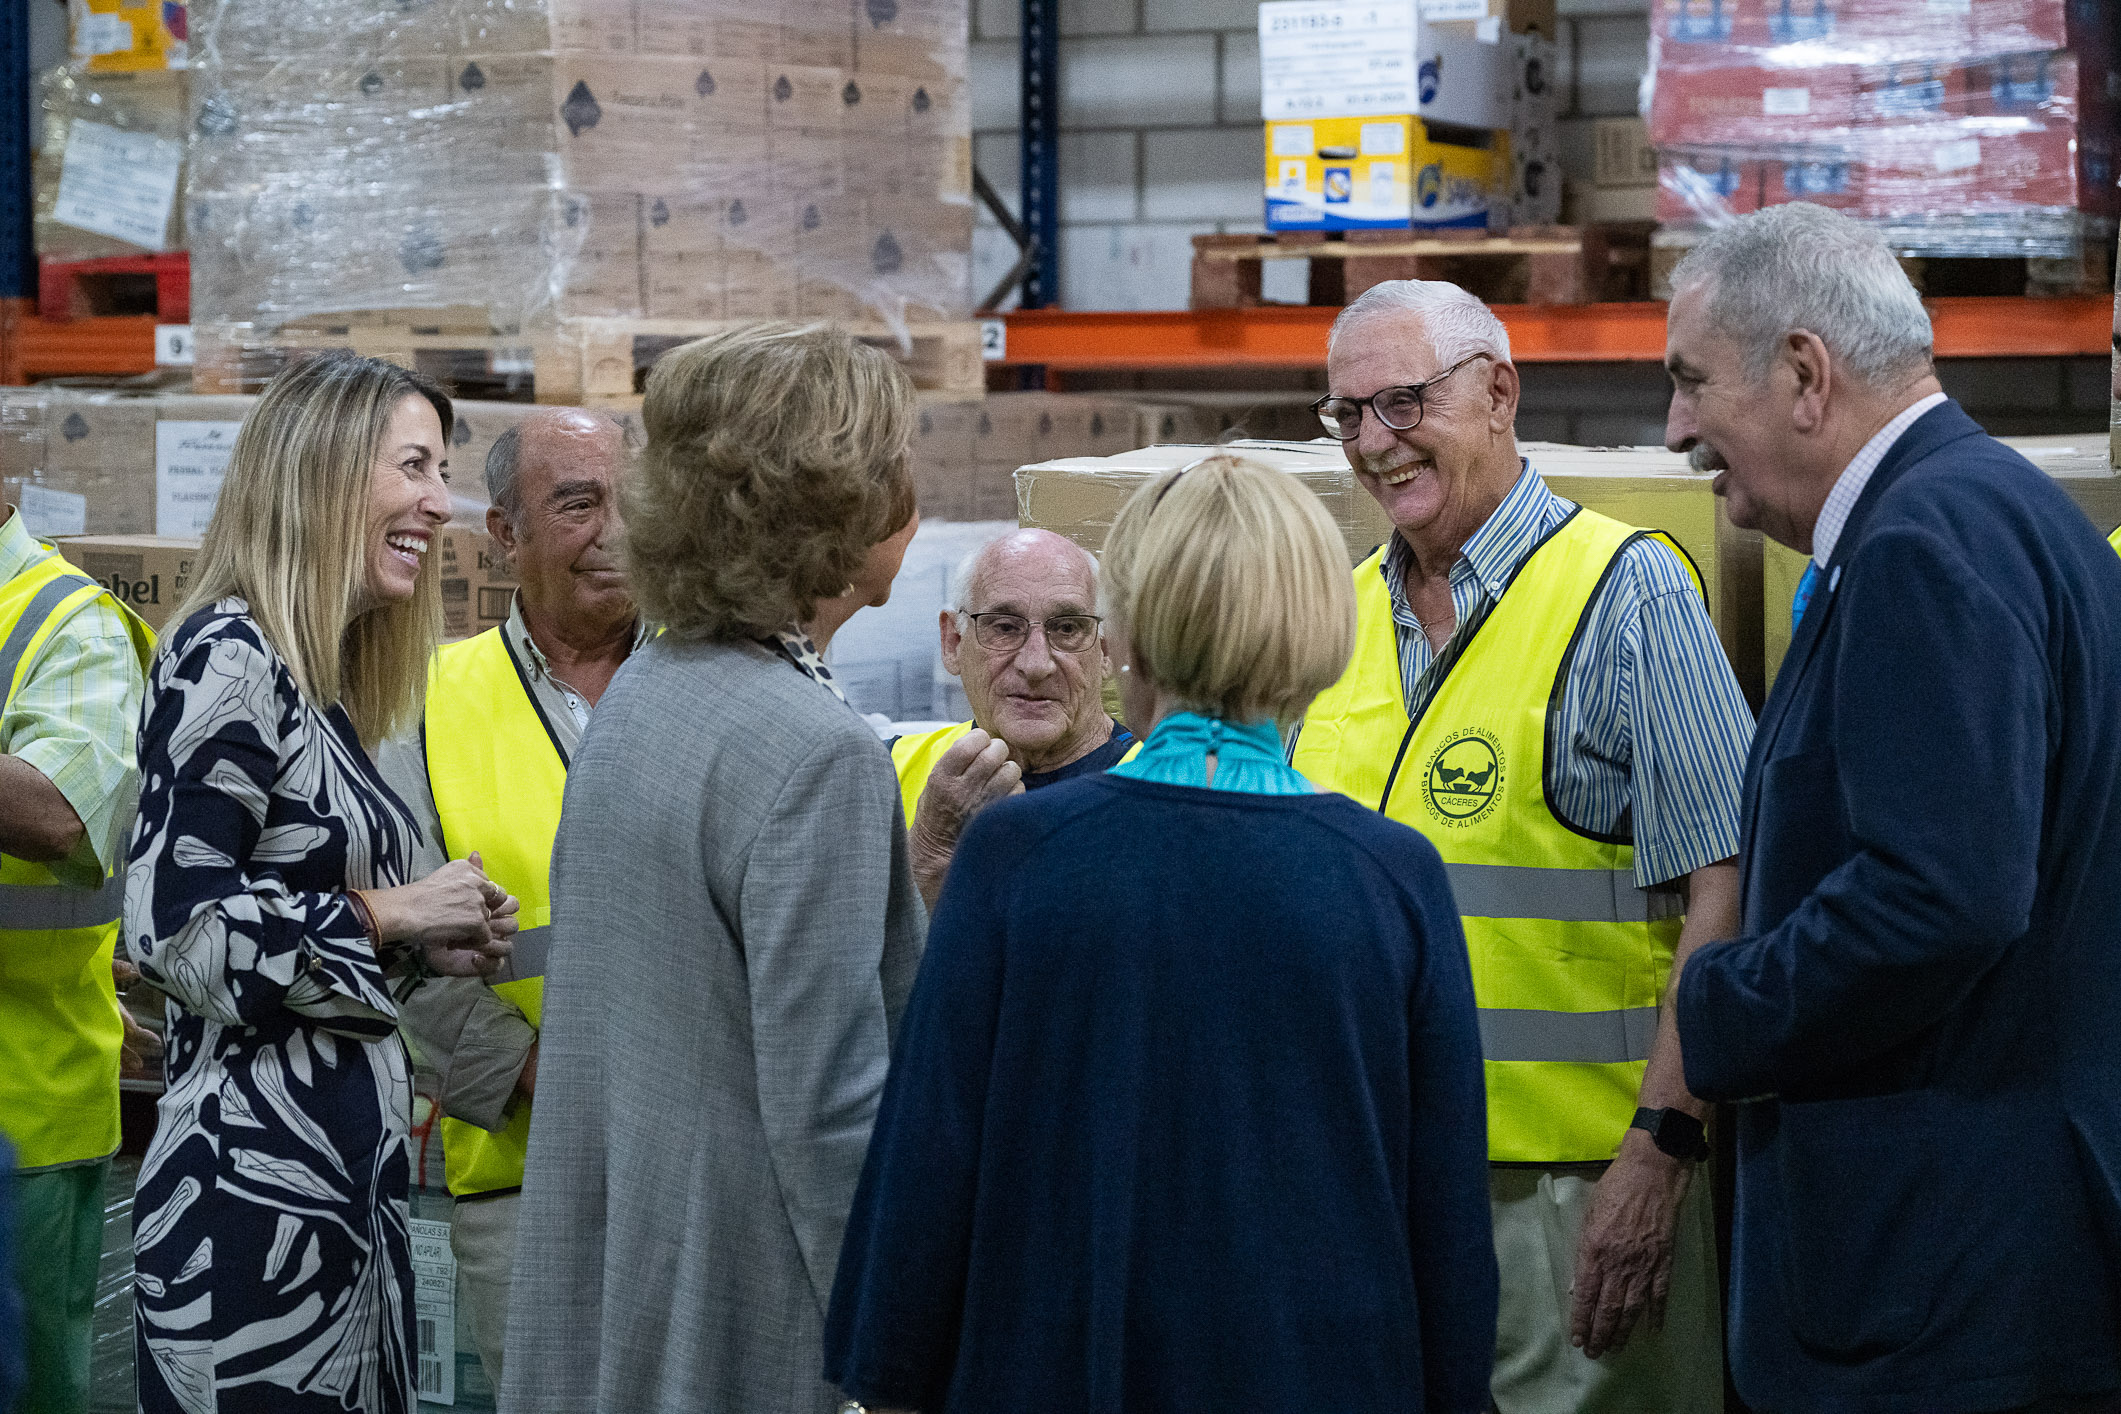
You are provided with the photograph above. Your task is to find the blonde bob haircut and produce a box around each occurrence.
[1100,454,1355,726]
[627,321,916,641]
[176,351,452,745]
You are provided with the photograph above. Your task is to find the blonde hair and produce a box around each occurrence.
[177,351,451,743]
[1101,455,1355,726]
[626,321,916,641]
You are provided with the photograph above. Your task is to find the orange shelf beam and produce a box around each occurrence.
[0,308,160,384]
[999,296,2115,369]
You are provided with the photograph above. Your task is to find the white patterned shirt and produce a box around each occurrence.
[1811,392,1949,569]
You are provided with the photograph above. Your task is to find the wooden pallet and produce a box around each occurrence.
[38,252,190,322]
[1192,225,1654,310]
[1650,220,2119,301]
[191,313,986,404]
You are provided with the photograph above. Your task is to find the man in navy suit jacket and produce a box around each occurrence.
[1664,202,2121,1414]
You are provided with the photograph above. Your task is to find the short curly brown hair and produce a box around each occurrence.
[626,322,916,641]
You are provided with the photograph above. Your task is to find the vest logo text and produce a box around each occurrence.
[1423,728,1503,827]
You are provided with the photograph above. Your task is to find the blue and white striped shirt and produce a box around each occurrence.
[1379,466,1753,888]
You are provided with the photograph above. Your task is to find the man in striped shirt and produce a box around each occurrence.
[1291,280,1753,1414]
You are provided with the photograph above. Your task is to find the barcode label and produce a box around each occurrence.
[409,1217,457,1406]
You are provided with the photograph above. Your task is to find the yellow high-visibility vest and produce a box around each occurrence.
[891,720,1142,826]
[0,548,152,1170]
[423,627,563,1198]
[2109,524,2119,555]
[1292,508,1691,1163]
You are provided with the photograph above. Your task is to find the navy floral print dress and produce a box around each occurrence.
[127,602,422,1414]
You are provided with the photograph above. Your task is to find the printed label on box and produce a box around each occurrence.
[1420,0,1489,17]
[1762,87,1812,116]
[1933,138,1981,172]
[155,421,243,538]
[20,485,88,539]
[1259,0,1421,121]
[51,121,184,250]
[409,1217,457,1407]
[73,11,131,57]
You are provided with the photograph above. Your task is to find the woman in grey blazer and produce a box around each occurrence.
[498,323,928,1414]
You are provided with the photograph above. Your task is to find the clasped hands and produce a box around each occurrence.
[362,851,520,978]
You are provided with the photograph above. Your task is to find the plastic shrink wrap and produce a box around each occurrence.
[184,0,973,396]
[1644,0,2117,256]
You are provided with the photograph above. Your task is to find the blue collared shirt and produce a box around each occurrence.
[1377,465,1752,888]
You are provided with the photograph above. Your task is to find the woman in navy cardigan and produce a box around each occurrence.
[824,455,1498,1413]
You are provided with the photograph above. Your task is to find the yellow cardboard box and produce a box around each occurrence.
[70,0,185,73]
[1265,116,1505,232]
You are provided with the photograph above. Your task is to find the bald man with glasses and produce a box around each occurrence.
[890,528,1139,907]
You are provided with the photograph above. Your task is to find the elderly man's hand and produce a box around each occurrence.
[910,729,1024,907]
[1569,1130,1693,1359]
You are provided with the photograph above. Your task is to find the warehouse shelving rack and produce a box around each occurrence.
[991,297,2117,373]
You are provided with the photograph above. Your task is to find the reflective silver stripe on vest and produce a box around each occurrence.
[0,572,99,704]
[496,925,551,984]
[1478,1005,1660,1065]
[1442,861,1682,924]
[0,873,125,931]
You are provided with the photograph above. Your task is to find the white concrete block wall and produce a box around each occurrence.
[970,0,1654,311]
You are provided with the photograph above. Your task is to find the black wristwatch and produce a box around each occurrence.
[1631,1106,1709,1163]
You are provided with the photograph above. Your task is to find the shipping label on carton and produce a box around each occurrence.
[155,420,242,538]
[1259,0,1422,120]
[51,120,184,250]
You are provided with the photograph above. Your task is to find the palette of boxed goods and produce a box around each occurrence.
[1257,0,1555,232]
[909,393,1219,523]
[184,0,973,393]
[1646,0,2117,257]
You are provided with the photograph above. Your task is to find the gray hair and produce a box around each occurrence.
[1669,203,1933,385]
[1327,280,1513,366]
[949,531,1099,613]
[484,409,631,527]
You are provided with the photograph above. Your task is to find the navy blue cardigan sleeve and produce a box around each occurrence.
[1678,520,2049,1101]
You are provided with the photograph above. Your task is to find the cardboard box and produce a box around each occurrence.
[436,526,518,642]
[1259,0,1505,127]
[56,536,199,632]
[0,392,255,539]
[1594,117,1657,188]
[1265,116,1504,231]
[1523,442,1763,705]
[59,533,199,631]
[70,0,187,72]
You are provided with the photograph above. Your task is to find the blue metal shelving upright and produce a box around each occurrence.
[1019,0,1060,310]
[0,0,32,302]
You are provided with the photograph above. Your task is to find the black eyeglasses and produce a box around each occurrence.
[964,612,1103,655]
[1311,354,1490,441]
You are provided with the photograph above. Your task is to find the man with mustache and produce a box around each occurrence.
[380,408,647,1389]
[892,529,1136,906]
[1291,280,1753,1414]
[1667,204,2121,1414]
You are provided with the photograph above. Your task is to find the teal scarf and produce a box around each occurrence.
[1107,711,1315,796]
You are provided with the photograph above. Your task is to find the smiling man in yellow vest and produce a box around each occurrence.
[0,503,151,1414]
[379,409,646,1388]
[890,529,1138,905]
[1290,281,1755,1414]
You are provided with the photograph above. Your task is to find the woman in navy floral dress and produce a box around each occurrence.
[127,354,517,1414]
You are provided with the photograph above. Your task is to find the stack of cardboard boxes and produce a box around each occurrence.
[1645,0,2117,256]
[2,389,533,638]
[185,0,973,385]
[1257,0,1557,234]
